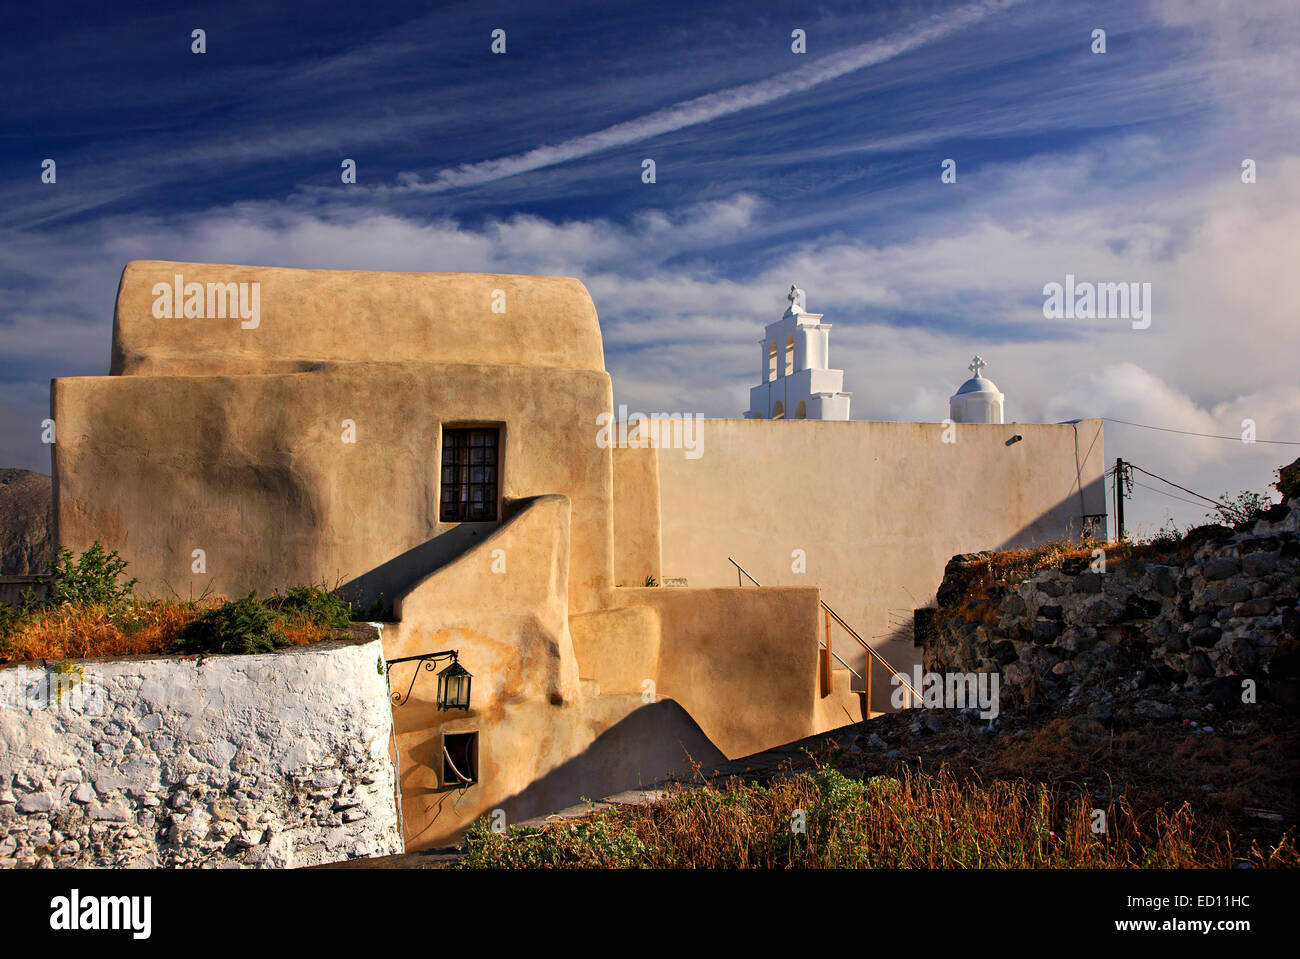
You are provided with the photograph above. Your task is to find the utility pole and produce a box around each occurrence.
[1114,457,1127,542]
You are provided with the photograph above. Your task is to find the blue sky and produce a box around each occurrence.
[3,0,1298,534]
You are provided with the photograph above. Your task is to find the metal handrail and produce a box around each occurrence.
[816,641,862,679]
[730,556,859,677]
[822,601,911,685]
[727,556,922,703]
[827,649,862,680]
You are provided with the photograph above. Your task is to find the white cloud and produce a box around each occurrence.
[1153,0,1300,129]
[3,136,1297,532]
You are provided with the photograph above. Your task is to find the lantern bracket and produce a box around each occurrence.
[385,650,461,707]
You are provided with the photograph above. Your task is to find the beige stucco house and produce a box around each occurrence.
[50,261,1106,849]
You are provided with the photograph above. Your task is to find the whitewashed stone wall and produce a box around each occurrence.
[0,636,402,868]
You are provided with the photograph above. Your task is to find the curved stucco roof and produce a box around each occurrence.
[110,260,604,375]
[954,375,1001,396]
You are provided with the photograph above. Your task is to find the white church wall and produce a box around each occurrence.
[812,394,851,421]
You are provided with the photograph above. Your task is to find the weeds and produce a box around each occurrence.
[175,587,354,655]
[45,542,137,607]
[0,544,354,663]
[174,593,288,655]
[460,765,1296,869]
[0,600,201,662]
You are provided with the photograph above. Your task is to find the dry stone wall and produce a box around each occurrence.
[0,635,402,868]
[917,499,1300,711]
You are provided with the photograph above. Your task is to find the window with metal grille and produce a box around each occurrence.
[440,428,499,522]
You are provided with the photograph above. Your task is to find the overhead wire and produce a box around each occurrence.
[1103,416,1300,447]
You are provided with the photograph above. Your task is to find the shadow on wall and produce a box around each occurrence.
[339,499,543,612]
[496,699,727,828]
[413,699,727,842]
[863,477,1110,711]
[339,520,493,612]
[992,470,1109,551]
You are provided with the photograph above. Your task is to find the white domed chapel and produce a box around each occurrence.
[948,355,1005,424]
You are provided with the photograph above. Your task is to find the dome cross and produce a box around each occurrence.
[787,284,805,313]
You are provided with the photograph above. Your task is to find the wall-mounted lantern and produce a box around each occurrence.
[385,650,473,710]
[436,660,473,712]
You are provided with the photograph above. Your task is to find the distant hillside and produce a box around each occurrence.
[0,469,53,575]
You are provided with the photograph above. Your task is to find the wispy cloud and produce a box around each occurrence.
[392,0,1026,193]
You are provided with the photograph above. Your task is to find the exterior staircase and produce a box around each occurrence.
[730,557,918,725]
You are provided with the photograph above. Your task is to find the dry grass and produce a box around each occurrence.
[0,597,339,664]
[825,692,1300,859]
[0,601,200,662]
[459,765,1297,869]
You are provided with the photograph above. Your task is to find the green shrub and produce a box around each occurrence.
[45,542,137,607]
[0,588,40,638]
[268,585,352,628]
[351,595,393,622]
[459,814,650,868]
[171,586,355,656]
[1142,518,1184,549]
[173,593,288,655]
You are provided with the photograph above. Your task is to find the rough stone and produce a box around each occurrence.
[916,506,1299,711]
[1235,598,1276,617]
[1190,626,1224,648]
[1243,552,1278,576]
[1134,700,1177,720]
[0,468,53,575]
[1203,558,1242,581]
[1071,572,1103,595]
[1033,620,1064,644]
[0,638,400,869]
[16,793,55,814]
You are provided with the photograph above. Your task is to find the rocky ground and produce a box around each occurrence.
[919,499,1300,714]
[0,469,52,576]
[823,688,1298,855]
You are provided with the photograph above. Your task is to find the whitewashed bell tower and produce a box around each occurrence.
[745,285,851,420]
